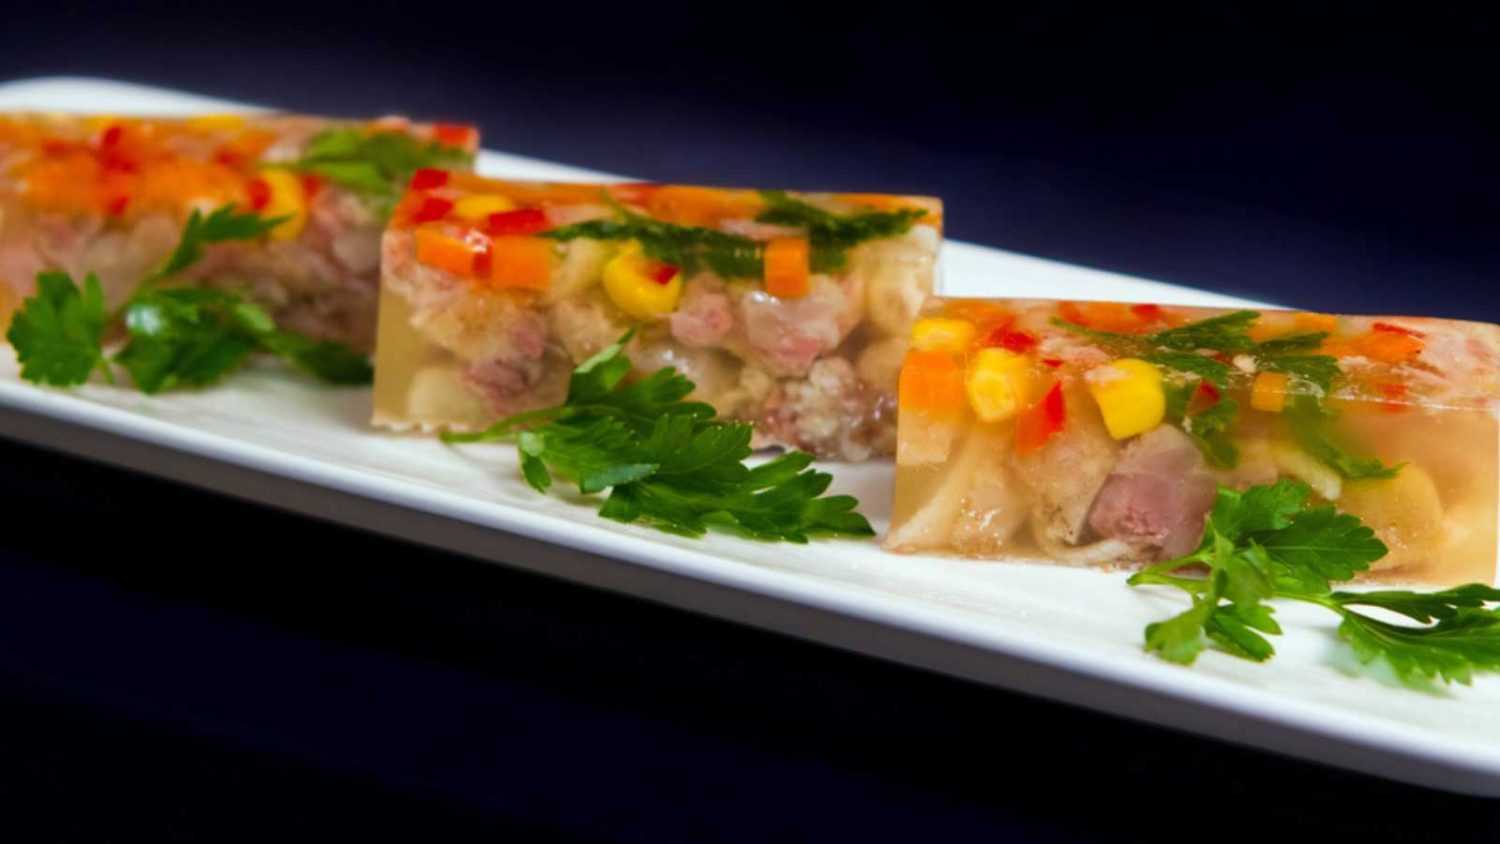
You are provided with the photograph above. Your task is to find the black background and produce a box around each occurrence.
[2,3,1499,840]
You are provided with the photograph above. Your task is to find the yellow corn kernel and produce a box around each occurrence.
[911,317,976,354]
[1087,358,1165,439]
[185,114,248,132]
[453,194,517,222]
[602,242,682,319]
[257,168,307,241]
[964,347,1032,423]
[1251,371,1289,413]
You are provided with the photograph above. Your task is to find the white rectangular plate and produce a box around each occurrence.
[3,76,1498,796]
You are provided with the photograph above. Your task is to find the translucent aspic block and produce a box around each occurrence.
[372,175,942,460]
[0,113,478,350]
[886,298,1500,585]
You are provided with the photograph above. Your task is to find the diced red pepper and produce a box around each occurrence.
[246,177,272,212]
[1016,382,1067,454]
[472,239,493,279]
[100,124,123,149]
[1131,303,1163,321]
[409,167,449,191]
[1376,381,1408,413]
[983,324,1038,354]
[484,207,549,236]
[645,260,679,285]
[299,173,323,201]
[410,196,454,224]
[214,148,245,169]
[1197,381,1222,404]
[432,123,476,148]
[1041,358,1064,368]
[1372,321,1426,338]
[105,195,130,217]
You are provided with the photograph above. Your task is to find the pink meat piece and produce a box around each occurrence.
[0,239,43,296]
[460,309,552,414]
[738,278,856,377]
[670,283,734,348]
[1087,425,1217,558]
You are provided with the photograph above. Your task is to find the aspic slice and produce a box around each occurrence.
[0,113,478,350]
[886,298,1500,585]
[373,177,943,461]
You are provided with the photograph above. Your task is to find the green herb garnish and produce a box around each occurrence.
[1055,309,1351,472]
[8,271,112,386]
[542,190,925,280]
[542,218,762,279]
[145,205,288,287]
[754,190,925,272]
[1181,397,1240,469]
[290,128,473,213]
[1129,479,1500,685]
[443,332,874,543]
[6,204,371,392]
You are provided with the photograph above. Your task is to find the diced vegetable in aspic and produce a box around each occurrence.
[887,298,1500,586]
[373,176,942,461]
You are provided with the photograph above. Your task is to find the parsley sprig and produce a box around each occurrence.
[442,332,874,543]
[6,204,371,392]
[1128,479,1500,685]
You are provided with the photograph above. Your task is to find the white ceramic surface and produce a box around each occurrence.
[1,76,1497,797]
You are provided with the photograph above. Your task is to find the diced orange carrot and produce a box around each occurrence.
[1356,330,1424,364]
[1294,312,1338,333]
[487,236,554,291]
[414,227,477,276]
[1250,371,1289,413]
[763,237,810,298]
[898,350,966,417]
[1057,301,1157,334]
[646,186,763,227]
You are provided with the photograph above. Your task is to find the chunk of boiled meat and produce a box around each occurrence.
[1010,384,1119,545]
[1087,425,1217,559]
[669,278,734,348]
[737,275,860,377]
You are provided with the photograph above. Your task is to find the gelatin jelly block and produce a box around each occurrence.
[0,113,478,350]
[887,298,1499,585]
[373,179,942,461]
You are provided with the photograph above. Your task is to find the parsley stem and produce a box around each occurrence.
[1128,558,1209,591]
[441,406,569,444]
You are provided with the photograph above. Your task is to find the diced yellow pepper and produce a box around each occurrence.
[602,241,682,319]
[964,348,1032,423]
[453,194,517,222]
[257,168,307,241]
[1087,358,1165,439]
[1251,371,1289,413]
[911,317,976,354]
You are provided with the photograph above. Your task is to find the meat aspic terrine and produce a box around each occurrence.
[372,174,942,460]
[886,298,1500,585]
[0,113,478,351]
